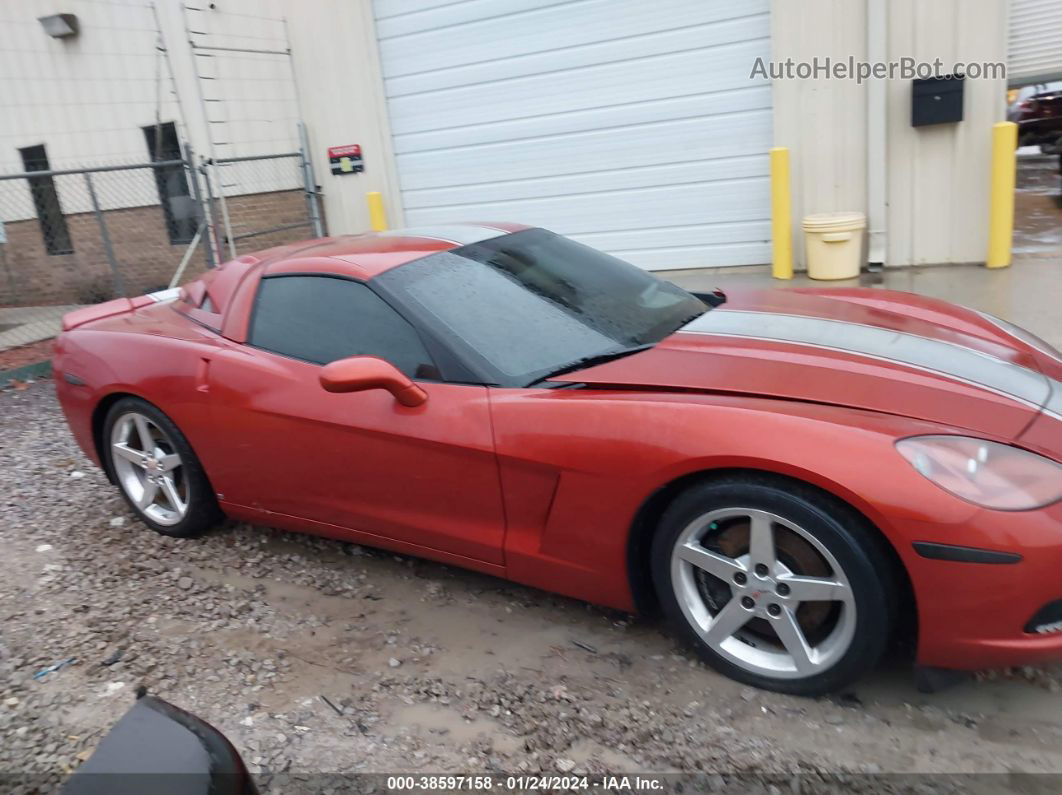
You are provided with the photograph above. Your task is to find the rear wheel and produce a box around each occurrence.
[651,476,893,695]
[103,397,222,538]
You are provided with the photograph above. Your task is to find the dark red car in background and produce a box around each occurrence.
[1009,88,1062,153]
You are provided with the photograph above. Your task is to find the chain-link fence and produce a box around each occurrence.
[204,148,324,262]
[0,159,203,356]
[0,145,323,359]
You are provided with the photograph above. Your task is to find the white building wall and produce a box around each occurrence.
[0,0,402,236]
[0,0,305,220]
[0,0,187,219]
[0,1,183,171]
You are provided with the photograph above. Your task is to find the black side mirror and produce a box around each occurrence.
[61,690,256,794]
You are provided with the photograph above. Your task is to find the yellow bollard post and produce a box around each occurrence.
[986,121,1017,269]
[770,147,793,279]
[366,191,388,232]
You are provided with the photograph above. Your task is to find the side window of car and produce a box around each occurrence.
[248,275,438,378]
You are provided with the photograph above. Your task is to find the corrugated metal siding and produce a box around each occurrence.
[0,0,301,220]
[1009,0,1062,84]
[373,0,772,270]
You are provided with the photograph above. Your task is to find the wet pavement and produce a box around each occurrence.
[1014,149,1062,256]
[668,151,1062,350]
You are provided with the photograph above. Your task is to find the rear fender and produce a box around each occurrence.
[61,288,182,332]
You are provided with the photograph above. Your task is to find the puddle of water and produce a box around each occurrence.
[386,702,522,753]
[1015,154,1062,255]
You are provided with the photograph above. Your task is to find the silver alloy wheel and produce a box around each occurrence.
[670,508,856,679]
[109,411,188,526]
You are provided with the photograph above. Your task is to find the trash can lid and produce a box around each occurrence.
[802,212,867,232]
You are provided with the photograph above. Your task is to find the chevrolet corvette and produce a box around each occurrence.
[53,223,1062,694]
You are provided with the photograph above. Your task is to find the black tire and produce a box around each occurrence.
[650,474,895,696]
[102,396,223,538]
[1039,136,1062,156]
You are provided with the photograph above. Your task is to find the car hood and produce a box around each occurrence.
[556,287,1062,453]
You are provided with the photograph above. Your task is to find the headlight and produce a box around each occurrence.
[896,435,1062,511]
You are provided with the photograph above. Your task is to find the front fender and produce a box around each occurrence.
[489,387,982,611]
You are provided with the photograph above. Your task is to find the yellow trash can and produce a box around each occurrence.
[802,212,866,280]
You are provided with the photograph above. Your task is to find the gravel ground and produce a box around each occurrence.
[1,381,1061,793]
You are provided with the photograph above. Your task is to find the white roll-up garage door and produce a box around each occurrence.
[1009,0,1062,86]
[372,0,772,270]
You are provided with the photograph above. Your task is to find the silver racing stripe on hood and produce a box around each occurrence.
[682,309,1060,416]
[145,287,182,303]
[1046,381,1062,418]
[976,310,1062,363]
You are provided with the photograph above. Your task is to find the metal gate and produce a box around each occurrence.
[201,137,324,263]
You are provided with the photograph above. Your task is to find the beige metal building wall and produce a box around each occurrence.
[885,0,1007,267]
[769,1,868,268]
[279,0,405,235]
[154,0,404,236]
[167,0,404,236]
[771,0,1008,268]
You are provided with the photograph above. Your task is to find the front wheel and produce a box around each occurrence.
[103,397,222,538]
[1039,136,1062,155]
[651,476,894,695]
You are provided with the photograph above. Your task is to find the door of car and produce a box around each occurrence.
[205,273,506,565]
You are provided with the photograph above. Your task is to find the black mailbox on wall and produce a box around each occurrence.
[911,75,965,127]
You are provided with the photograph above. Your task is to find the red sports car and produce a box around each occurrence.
[54,224,1062,695]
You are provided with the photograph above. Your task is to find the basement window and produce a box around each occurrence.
[143,122,196,245]
[19,144,73,255]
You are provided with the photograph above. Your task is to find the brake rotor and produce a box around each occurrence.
[695,517,837,646]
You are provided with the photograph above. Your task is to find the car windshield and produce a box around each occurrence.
[376,228,708,386]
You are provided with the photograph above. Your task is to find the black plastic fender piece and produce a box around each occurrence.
[914,665,972,694]
[912,541,1022,565]
[61,691,256,794]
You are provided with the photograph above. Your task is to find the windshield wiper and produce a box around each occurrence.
[527,344,654,387]
[692,289,727,307]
